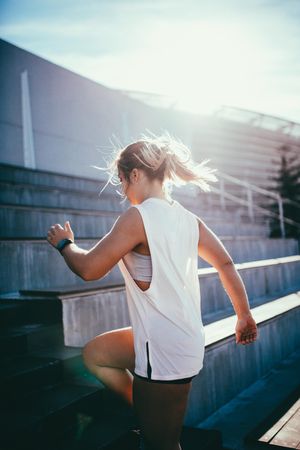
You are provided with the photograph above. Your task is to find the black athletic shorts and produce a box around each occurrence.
[133,371,196,384]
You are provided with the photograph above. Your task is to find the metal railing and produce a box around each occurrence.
[209,171,300,238]
[214,105,300,138]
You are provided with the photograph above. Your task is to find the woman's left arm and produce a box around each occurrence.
[46,208,144,281]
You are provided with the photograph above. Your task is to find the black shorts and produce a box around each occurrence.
[133,371,196,384]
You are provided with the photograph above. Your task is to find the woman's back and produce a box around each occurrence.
[118,197,205,381]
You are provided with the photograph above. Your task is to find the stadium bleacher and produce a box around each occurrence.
[1,38,299,449]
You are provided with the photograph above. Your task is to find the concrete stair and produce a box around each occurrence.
[1,163,300,449]
[197,347,300,450]
[1,163,299,294]
[42,255,299,347]
[1,291,299,449]
[0,296,225,449]
[0,293,139,450]
[1,236,298,293]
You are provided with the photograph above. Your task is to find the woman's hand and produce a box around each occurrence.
[47,221,74,248]
[235,313,258,345]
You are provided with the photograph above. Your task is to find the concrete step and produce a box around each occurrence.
[0,295,62,324]
[0,180,127,213]
[57,424,224,450]
[53,414,140,450]
[47,291,299,450]
[0,322,64,357]
[0,382,107,450]
[2,181,268,234]
[0,204,119,238]
[30,345,85,381]
[0,202,270,238]
[0,161,262,212]
[1,178,272,239]
[0,328,28,357]
[52,256,300,347]
[0,294,142,450]
[200,236,299,268]
[0,302,28,326]
[245,393,300,450]
[0,162,267,224]
[182,291,300,428]
[0,240,122,292]
[1,236,298,293]
[0,162,115,194]
[196,347,300,450]
[199,255,300,323]
[0,354,62,401]
[0,287,298,449]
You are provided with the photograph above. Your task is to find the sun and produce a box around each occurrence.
[136,19,265,115]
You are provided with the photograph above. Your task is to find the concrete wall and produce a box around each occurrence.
[1,38,299,190]
[0,39,192,179]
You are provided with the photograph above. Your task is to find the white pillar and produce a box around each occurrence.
[21,70,36,169]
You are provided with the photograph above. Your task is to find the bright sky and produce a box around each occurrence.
[1,0,300,123]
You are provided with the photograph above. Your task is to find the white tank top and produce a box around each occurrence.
[117,197,205,381]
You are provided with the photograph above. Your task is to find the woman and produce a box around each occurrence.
[47,134,258,450]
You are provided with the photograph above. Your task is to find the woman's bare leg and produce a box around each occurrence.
[133,375,192,450]
[82,326,135,407]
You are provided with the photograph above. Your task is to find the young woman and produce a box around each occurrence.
[47,135,258,450]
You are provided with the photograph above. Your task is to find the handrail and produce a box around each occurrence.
[217,171,300,208]
[206,175,300,238]
[215,171,300,237]
[209,184,300,230]
[214,105,300,137]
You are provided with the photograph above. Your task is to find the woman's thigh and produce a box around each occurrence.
[82,326,135,373]
[133,375,192,450]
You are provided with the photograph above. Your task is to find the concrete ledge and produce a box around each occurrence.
[198,256,300,319]
[0,203,269,238]
[0,239,124,293]
[48,256,300,346]
[184,291,300,428]
[0,182,128,212]
[204,291,300,346]
[1,236,298,293]
[0,162,113,193]
[0,204,119,238]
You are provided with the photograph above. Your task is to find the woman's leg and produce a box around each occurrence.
[133,375,192,450]
[82,326,135,407]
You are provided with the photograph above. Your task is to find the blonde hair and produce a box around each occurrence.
[93,132,218,201]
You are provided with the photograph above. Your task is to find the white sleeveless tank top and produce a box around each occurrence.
[117,197,205,381]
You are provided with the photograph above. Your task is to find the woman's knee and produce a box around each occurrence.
[82,338,101,369]
[82,328,135,372]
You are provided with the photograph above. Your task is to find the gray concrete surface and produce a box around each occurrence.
[57,257,300,346]
[184,292,300,426]
[196,346,300,450]
[0,237,298,293]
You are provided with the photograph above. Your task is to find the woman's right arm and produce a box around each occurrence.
[196,217,258,345]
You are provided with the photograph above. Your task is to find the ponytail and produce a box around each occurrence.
[92,132,218,198]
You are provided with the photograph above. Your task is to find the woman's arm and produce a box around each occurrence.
[46,208,144,281]
[197,217,258,345]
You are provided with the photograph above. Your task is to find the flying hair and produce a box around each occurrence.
[91,131,218,201]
